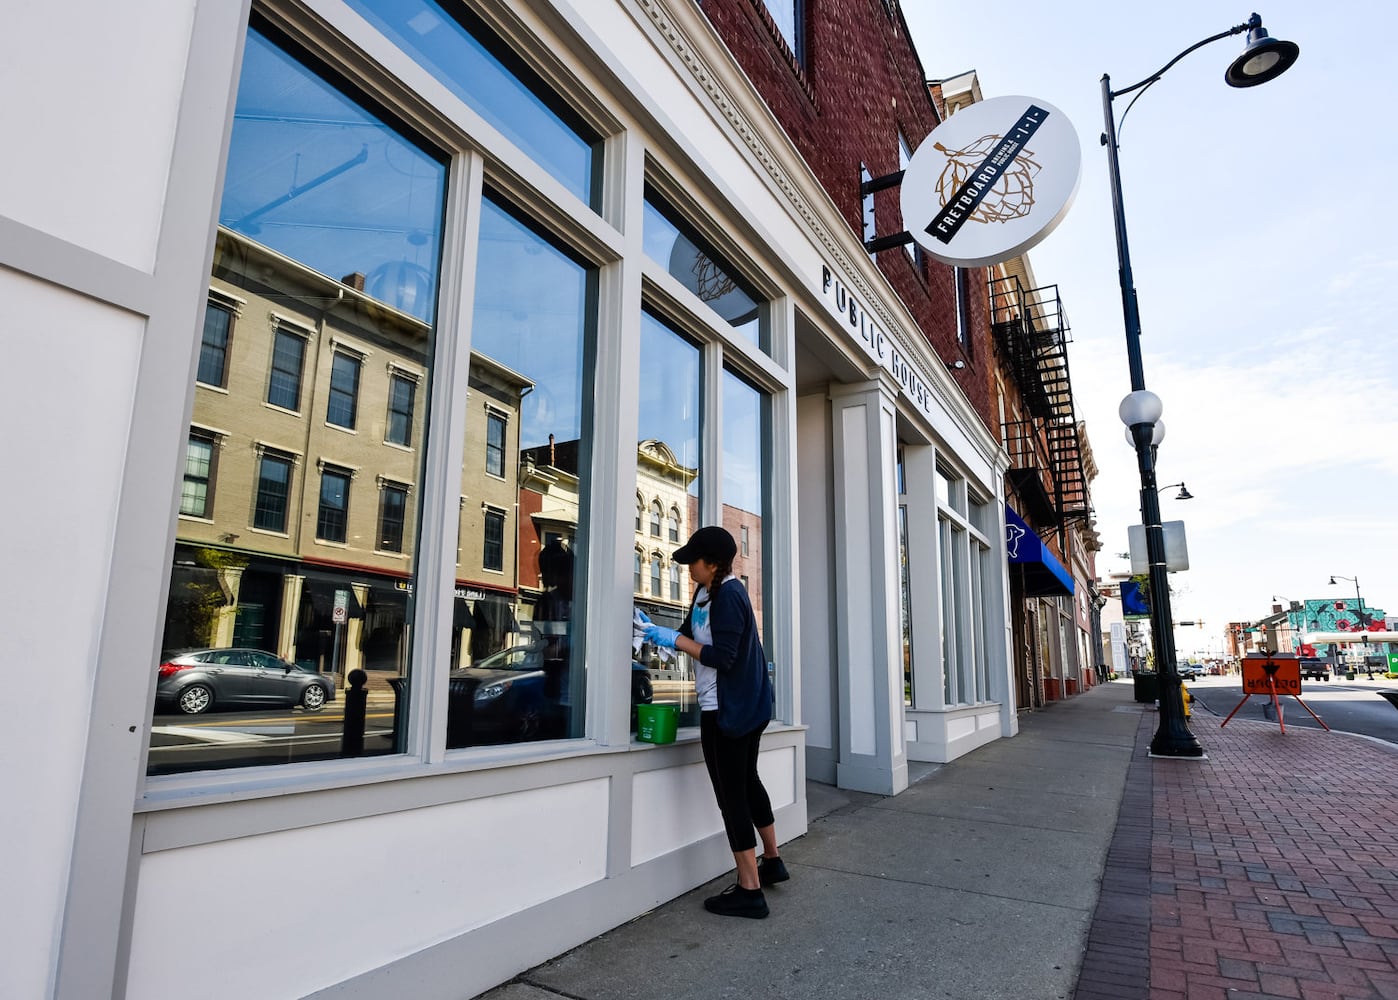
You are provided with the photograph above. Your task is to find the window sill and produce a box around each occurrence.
[195,382,230,395]
[262,401,303,418]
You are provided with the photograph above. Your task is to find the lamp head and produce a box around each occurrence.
[1124,420,1165,448]
[1176,484,1193,500]
[1118,389,1164,427]
[1328,576,1338,586]
[1225,15,1300,88]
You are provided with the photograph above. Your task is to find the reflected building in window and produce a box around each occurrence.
[168,229,441,692]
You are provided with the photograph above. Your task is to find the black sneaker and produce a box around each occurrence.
[704,883,768,919]
[757,855,790,886]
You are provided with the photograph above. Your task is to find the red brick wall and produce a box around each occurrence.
[517,488,543,591]
[699,0,997,433]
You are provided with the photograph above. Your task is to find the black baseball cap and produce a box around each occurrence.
[672,525,737,565]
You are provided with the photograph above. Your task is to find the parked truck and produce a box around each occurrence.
[1299,657,1330,682]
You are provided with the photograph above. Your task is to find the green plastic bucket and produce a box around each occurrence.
[635,703,678,744]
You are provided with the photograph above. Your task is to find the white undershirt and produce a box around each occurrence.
[690,579,722,711]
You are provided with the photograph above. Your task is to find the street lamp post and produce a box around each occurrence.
[1329,574,1373,676]
[1103,13,1298,758]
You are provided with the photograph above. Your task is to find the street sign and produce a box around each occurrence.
[333,589,349,625]
[1223,653,1328,734]
[1241,654,1300,696]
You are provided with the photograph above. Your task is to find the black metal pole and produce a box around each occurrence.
[1102,74,1203,757]
[1355,578,1374,677]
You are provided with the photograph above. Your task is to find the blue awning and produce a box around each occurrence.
[1005,506,1075,598]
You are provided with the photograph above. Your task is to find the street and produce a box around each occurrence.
[1185,673,1398,743]
[147,703,397,773]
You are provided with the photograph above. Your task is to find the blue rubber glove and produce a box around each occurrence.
[644,625,679,649]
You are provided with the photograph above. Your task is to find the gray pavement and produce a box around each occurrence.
[477,680,1143,1000]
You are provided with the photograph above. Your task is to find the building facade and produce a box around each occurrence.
[2,2,1091,998]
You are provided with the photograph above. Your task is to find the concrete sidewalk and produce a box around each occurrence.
[478,681,1143,1000]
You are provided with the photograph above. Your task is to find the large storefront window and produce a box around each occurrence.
[937,468,993,707]
[150,24,447,775]
[722,370,769,643]
[446,194,595,748]
[346,0,602,209]
[634,310,702,730]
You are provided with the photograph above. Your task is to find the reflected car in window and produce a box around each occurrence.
[155,648,337,715]
[447,643,550,746]
[446,643,655,746]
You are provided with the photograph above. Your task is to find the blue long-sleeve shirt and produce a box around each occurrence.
[680,577,773,737]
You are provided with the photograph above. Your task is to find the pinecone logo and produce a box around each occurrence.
[935,136,1042,224]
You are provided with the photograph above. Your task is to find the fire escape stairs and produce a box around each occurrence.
[991,277,1092,528]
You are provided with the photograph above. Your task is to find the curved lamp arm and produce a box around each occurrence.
[1111,19,1253,100]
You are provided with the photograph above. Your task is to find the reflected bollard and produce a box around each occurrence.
[341,669,367,756]
[388,676,409,753]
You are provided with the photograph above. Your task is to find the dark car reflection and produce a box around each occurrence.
[446,643,654,748]
[156,648,337,715]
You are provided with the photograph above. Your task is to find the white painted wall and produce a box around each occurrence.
[0,269,143,1000]
[631,745,796,865]
[127,780,610,1000]
[0,1,194,271]
[795,393,835,752]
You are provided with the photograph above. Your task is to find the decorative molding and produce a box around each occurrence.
[188,422,228,443]
[329,336,370,361]
[376,474,414,496]
[386,360,423,382]
[269,311,314,338]
[207,285,246,316]
[316,457,359,479]
[252,440,303,464]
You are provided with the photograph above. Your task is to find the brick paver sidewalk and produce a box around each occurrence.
[1077,704,1398,1000]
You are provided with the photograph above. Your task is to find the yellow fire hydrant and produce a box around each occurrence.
[1181,682,1192,717]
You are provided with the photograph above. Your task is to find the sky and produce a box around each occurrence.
[902,0,1398,657]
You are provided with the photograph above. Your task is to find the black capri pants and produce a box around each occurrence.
[700,710,774,852]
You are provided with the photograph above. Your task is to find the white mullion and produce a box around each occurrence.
[702,339,725,527]
[587,128,645,750]
[767,294,797,724]
[955,525,974,704]
[416,150,486,764]
[939,517,957,706]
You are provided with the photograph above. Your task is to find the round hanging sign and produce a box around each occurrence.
[900,96,1081,267]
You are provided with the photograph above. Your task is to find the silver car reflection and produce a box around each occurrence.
[156,648,337,715]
